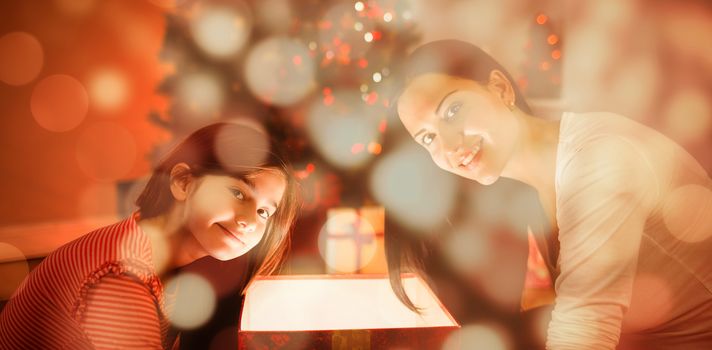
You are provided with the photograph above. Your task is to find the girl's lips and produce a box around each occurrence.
[218,224,246,246]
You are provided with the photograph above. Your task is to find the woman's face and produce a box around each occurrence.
[181,169,287,261]
[397,73,519,185]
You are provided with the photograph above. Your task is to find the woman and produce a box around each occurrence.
[0,122,300,349]
[386,39,712,349]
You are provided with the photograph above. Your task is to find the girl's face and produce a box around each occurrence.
[181,169,287,261]
[397,73,519,185]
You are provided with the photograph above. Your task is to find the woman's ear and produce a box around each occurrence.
[487,70,516,107]
[169,163,193,201]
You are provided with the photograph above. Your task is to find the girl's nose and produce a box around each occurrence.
[236,216,256,233]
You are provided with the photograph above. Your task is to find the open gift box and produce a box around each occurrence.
[238,274,460,349]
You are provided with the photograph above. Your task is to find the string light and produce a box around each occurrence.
[536,14,547,25]
[372,72,382,83]
[383,12,393,22]
[354,1,364,12]
[364,32,374,42]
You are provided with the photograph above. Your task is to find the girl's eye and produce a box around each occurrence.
[257,208,271,219]
[230,188,244,200]
[444,102,462,121]
[422,132,436,146]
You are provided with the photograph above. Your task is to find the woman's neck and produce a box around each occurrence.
[501,111,561,198]
[137,209,207,279]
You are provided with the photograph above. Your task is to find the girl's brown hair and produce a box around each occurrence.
[135,121,300,293]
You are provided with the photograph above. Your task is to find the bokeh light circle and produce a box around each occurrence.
[306,89,380,170]
[0,32,43,86]
[662,184,712,243]
[214,120,270,173]
[166,273,217,330]
[189,2,252,60]
[442,323,512,350]
[174,71,225,129]
[369,141,457,234]
[662,88,712,144]
[0,243,30,300]
[87,68,130,112]
[31,74,89,132]
[75,122,137,181]
[622,273,673,332]
[53,0,96,16]
[244,36,317,106]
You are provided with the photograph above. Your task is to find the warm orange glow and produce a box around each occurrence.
[306,163,315,173]
[540,61,551,71]
[368,142,382,155]
[75,122,137,181]
[0,32,44,86]
[551,50,561,60]
[536,14,548,25]
[547,34,558,45]
[31,74,89,132]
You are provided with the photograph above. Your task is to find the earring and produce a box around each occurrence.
[508,100,516,111]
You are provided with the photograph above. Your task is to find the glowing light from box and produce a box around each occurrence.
[244,36,316,106]
[369,141,456,233]
[663,184,712,243]
[0,32,43,86]
[0,243,29,300]
[241,275,456,331]
[443,323,512,350]
[87,68,130,112]
[31,74,89,132]
[189,2,252,60]
[166,273,216,330]
[75,122,137,181]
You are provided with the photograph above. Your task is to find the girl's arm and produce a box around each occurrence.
[547,136,655,350]
[79,274,165,349]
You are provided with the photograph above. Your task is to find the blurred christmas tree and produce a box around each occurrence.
[147,0,420,211]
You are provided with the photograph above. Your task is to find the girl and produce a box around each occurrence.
[386,39,712,349]
[0,122,300,349]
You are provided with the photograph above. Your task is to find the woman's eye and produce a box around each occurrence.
[257,208,271,219]
[444,102,462,121]
[230,188,244,200]
[422,132,436,146]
